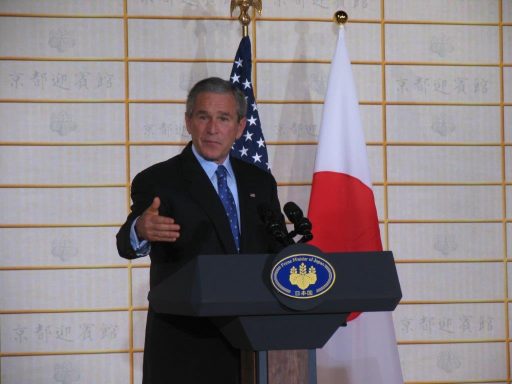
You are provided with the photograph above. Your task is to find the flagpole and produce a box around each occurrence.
[230,0,262,37]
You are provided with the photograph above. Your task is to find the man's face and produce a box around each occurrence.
[185,92,246,164]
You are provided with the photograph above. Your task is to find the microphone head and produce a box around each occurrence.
[283,201,304,224]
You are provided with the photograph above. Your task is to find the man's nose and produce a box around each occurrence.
[205,119,217,133]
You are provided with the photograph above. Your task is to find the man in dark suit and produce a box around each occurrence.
[116,77,283,384]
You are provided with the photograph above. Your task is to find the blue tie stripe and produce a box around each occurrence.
[216,165,240,251]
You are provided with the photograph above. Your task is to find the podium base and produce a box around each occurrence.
[242,350,316,384]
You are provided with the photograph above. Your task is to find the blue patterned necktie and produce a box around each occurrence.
[216,165,240,251]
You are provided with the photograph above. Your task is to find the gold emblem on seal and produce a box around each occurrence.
[289,262,317,290]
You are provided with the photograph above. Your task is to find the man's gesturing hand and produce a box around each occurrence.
[135,197,180,242]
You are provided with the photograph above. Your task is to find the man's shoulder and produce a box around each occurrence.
[231,157,275,182]
[132,150,188,185]
[139,156,179,176]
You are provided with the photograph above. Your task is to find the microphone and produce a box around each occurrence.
[257,204,293,245]
[283,202,313,243]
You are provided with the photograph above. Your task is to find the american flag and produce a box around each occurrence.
[229,36,270,172]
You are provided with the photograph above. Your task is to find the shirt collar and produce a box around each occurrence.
[191,144,235,180]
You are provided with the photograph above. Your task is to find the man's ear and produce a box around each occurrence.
[184,112,192,134]
[236,117,247,139]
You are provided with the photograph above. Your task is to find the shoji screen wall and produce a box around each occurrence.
[1,1,510,383]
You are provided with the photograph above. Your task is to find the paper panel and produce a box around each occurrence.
[0,18,124,58]
[0,269,128,310]
[0,311,129,352]
[506,147,512,181]
[507,262,512,298]
[0,0,123,14]
[360,105,383,142]
[0,103,125,142]
[367,145,384,182]
[508,186,512,219]
[133,310,147,349]
[129,103,188,142]
[0,353,130,384]
[393,303,504,340]
[269,144,314,183]
[128,0,381,19]
[386,105,501,143]
[0,227,122,266]
[134,352,143,384]
[132,267,150,308]
[373,185,384,220]
[129,145,184,180]
[0,61,124,100]
[505,67,512,102]
[397,262,503,301]
[385,0,499,22]
[508,304,512,336]
[504,27,512,63]
[387,186,502,220]
[389,223,503,260]
[386,25,498,63]
[386,65,500,103]
[505,107,512,142]
[0,146,125,184]
[508,224,512,259]
[256,21,380,61]
[127,0,228,16]
[257,63,381,101]
[505,0,512,22]
[507,223,512,259]
[0,188,126,225]
[129,19,239,59]
[398,343,506,382]
[257,104,381,143]
[258,103,321,142]
[262,0,380,19]
[387,146,501,182]
[129,62,232,100]
[277,185,311,217]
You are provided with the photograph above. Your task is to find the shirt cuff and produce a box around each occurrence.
[130,217,151,257]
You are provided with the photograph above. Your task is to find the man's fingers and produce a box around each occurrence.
[149,230,180,242]
[136,198,180,241]
[150,216,177,226]
[152,223,180,232]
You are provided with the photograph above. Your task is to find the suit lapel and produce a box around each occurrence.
[232,159,258,253]
[179,144,238,254]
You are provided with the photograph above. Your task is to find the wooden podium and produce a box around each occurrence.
[148,244,401,384]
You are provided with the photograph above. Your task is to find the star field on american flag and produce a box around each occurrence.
[229,36,270,172]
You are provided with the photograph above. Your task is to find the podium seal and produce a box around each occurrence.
[270,244,336,310]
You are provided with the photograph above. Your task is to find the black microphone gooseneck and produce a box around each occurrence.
[283,202,313,243]
[257,204,294,246]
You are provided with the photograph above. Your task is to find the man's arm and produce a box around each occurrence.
[116,173,180,260]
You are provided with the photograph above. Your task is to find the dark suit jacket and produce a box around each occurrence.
[117,143,282,384]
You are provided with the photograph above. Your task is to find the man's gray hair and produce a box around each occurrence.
[186,77,247,122]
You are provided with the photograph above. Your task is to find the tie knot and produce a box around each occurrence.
[216,165,228,180]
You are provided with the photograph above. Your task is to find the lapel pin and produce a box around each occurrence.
[249,193,256,198]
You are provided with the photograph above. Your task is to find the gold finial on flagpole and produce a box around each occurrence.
[334,10,348,26]
[230,0,262,37]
